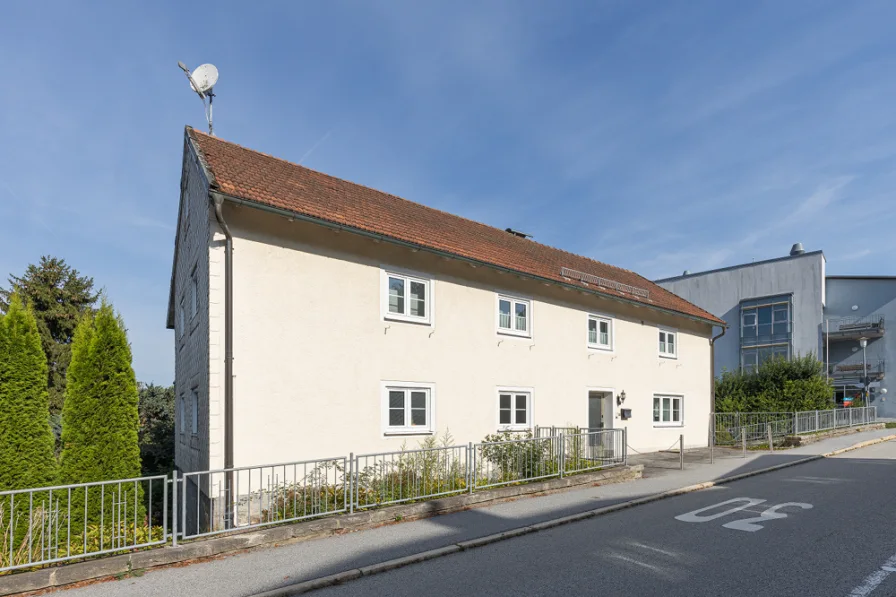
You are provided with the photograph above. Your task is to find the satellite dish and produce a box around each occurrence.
[190,64,219,94]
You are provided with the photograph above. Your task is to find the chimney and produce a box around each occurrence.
[790,242,805,256]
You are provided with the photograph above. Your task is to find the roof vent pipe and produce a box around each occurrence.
[790,242,805,256]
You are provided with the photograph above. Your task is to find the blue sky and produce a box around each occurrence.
[2,1,895,384]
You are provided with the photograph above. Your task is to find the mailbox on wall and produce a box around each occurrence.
[620,409,632,420]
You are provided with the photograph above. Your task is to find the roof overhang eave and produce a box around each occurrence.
[210,190,727,329]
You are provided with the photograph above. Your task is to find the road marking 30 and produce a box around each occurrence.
[675,498,813,532]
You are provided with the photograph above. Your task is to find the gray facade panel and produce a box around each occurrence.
[657,253,825,376]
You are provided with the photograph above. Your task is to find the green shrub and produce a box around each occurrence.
[478,431,557,484]
[715,354,835,413]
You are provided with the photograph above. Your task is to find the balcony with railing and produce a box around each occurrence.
[828,359,886,381]
[824,315,885,341]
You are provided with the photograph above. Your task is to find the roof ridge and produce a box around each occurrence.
[188,129,639,281]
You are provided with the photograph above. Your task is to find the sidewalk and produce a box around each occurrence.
[53,428,896,597]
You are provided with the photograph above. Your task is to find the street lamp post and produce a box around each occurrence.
[859,337,868,406]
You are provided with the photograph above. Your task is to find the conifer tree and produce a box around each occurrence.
[0,294,57,491]
[60,302,142,484]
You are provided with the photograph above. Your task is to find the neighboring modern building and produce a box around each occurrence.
[656,245,895,417]
[167,126,724,482]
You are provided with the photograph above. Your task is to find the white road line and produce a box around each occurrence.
[848,553,896,596]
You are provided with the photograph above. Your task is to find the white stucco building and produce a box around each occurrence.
[167,127,725,477]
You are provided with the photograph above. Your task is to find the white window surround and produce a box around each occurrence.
[587,314,614,351]
[653,394,683,427]
[381,381,436,436]
[380,268,434,325]
[658,327,678,359]
[496,294,532,338]
[190,388,199,435]
[496,387,533,431]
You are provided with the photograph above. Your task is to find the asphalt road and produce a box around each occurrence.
[316,440,896,597]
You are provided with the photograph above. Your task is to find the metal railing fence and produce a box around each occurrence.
[533,425,602,439]
[562,430,625,474]
[179,457,347,541]
[353,445,469,509]
[714,407,877,446]
[0,430,628,573]
[0,475,167,572]
[473,435,562,490]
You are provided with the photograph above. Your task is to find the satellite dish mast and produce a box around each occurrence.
[177,61,219,135]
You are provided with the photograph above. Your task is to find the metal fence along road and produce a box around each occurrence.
[0,475,167,572]
[0,430,626,572]
[473,435,562,490]
[714,407,876,446]
[353,445,468,510]
[178,457,348,541]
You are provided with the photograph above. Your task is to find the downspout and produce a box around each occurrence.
[212,195,234,527]
[709,326,727,444]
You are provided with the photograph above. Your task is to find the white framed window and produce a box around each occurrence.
[381,382,435,435]
[587,315,613,350]
[653,394,683,427]
[190,388,199,435]
[659,328,677,358]
[497,295,531,337]
[190,265,199,320]
[381,270,432,324]
[497,388,532,431]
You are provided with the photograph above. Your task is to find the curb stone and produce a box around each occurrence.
[246,433,896,596]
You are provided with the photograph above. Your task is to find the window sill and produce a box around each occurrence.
[587,344,613,352]
[384,429,434,437]
[659,353,678,360]
[497,427,532,433]
[383,314,433,326]
[497,329,532,339]
[653,423,683,428]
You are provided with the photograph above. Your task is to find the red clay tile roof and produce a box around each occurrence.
[187,128,724,326]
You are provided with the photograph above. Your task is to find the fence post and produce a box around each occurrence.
[742,429,747,458]
[623,427,628,466]
[559,433,565,478]
[171,469,178,547]
[767,424,774,452]
[815,409,819,433]
[679,434,684,470]
[469,442,475,494]
[348,452,354,515]
[709,415,714,465]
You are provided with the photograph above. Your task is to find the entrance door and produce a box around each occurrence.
[588,391,609,430]
[587,391,612,454]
